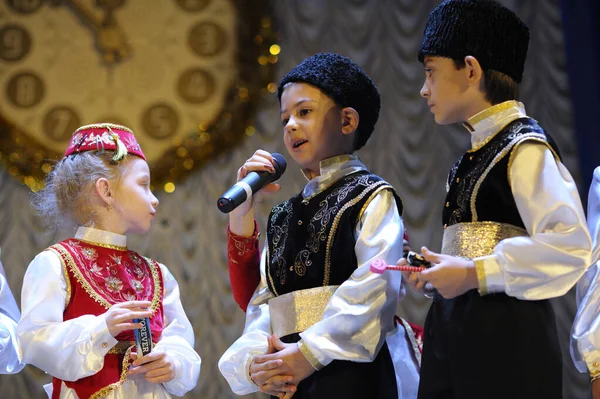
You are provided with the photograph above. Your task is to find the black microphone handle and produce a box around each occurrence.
[217,171,271,213]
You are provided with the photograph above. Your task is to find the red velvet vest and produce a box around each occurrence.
[47,239,164,399]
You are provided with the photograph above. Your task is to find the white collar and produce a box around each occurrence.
[463,100,528,151]
[75,226,127,248]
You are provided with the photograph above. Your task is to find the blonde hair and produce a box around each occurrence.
[31,151,129,229]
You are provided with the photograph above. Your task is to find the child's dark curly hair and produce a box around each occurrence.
[277,53,381,151]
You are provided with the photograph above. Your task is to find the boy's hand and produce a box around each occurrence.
[232,150,282,216]
[593,378,600,399]
[251,335,314,394]
[416,247,478,299]
[104,301,153,337]
[250,335,297,397]
[399,258,428,293]
[128,351,176,384]
[229,149,282,237]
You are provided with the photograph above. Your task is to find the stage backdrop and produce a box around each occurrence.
[0,0,591,398]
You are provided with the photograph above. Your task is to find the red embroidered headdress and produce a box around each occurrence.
[63,123,146,161]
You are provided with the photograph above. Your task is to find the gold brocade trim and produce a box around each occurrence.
[74,123,134,135]
[77,239,128,251]
[269,285,338,338]
[398,317,421,368]
[467,100,520,127]
[325,180,387,285]
[89,346,133,399]
[470,132,549,221]
[47,247,72,308]
[474,259,489,295]
[356,185,400,223]
[265,244,278,297]
[50,243,162,312]
[298,339,323,370]
[507,138,561,188]
[441,222,528,259]
[107,341,135,355]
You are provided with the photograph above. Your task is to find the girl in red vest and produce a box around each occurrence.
[17,123,201,399]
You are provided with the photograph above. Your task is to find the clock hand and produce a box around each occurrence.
[62,0,103,32]
[96,3,131,64]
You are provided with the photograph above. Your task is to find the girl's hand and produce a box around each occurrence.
[104,301,153,337]
[128,351,176,384]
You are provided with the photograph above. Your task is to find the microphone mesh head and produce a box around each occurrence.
[271,153,287,180]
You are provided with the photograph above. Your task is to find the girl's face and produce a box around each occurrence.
[110,157,159,235]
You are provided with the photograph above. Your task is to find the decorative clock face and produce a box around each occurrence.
[0,0,274,184]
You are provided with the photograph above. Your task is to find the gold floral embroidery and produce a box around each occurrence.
[131,279,143,293]
[105,276,124,293]
[50,241,162,312]
[82,247,98,261]
[109,254,122,265]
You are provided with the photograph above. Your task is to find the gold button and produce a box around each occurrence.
[289,266,293,271]
[102,342,108,348]
[455,178,460,183]
[443,224,447,228]
[297,220,303,225]
[594,362,599,367]
[469,156,473,161]
[445,202,450,207]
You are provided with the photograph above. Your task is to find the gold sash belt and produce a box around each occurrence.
[269,285,338,338]
[442,221,528,259]
[107,341,135,355]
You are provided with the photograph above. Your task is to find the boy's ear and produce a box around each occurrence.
[341,107,359,135]
[95,178,113,206]
[464,55,484,87]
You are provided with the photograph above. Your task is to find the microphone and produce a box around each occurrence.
[217,153,287,213]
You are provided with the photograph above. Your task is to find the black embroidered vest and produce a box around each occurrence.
[266,171,403,296]
[443,117,561,228]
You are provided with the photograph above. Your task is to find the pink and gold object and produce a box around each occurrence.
[369,259,426,274]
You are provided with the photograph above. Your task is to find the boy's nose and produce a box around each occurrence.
[420,81,429,98]
[285,119,298,133]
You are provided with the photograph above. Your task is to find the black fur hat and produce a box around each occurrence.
[277,53,380,150]
[418,0,529,83]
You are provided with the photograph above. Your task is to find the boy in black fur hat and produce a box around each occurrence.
[219,53,417,398]
[401,1,593,398]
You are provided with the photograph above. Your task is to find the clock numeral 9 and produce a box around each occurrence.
[175,0,210,12]
[142,103,179,139]
[0,25,31,62]
[43,106,81,141]
[6,0,43,14]
[188,22,226,57]
[178,68,215,104]
[6,71,44,108]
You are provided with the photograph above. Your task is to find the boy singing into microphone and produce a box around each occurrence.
[218,53,416,398]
